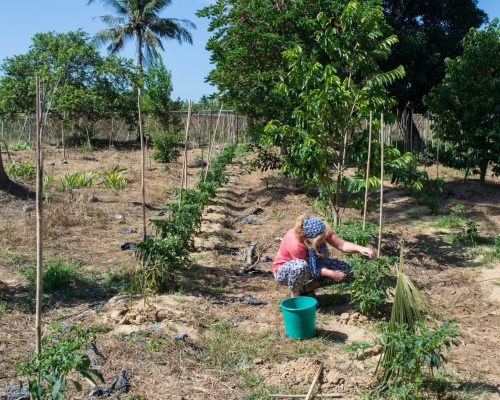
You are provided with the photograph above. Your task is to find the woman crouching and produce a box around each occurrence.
[273,215,374,298]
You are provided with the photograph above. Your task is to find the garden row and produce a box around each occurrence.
[134,144,238,293]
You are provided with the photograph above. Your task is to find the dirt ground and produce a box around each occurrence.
[1,146,499,399]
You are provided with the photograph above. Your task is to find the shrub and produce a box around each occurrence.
[374,320,459,398]
[334,220,378,246]
[18,324,104,399]
[346,255,396,316]
[101,166,126,190]
[20,260,82,292]
[8,141,31,151]
[6,162,36,180]
[60,172,96,190]
[151,130,179,163]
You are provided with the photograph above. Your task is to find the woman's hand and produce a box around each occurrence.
[358,246,374,259]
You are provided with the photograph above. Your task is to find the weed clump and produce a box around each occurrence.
[6,162,35,180]
[20,260,83,292]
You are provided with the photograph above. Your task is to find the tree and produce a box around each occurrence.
[88,0,195,75]
[142,58,179,130]
[0,149,10,189]
[424,20,500,184]
[0,31,136,141]
[264,0,404,225]
[197,0,342,122]
[381,0,487,111]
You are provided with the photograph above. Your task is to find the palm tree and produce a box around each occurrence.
[87,0,195,74]
[87,0,195,240]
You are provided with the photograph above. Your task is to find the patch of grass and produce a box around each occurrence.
[101,166,127,190]
[60,171,96,190]
[343,340,373,353]
[6,162,36,180]
[19,260,83,292]
[435,213,467,229]
[0,300,14,313]
[21,293,52,312]
[8,141,31,151]
[201,284,232,294]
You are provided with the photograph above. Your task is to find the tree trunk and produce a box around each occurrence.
[0,148,10,189]
[479,159,488,184]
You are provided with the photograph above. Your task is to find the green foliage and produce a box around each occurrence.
[100,166,126,190]
[18,324,104,399]
[60,172,96,190]
[20,260,82,292]
[424,20,500,183]
[263,1,404,224]
[6,162,35,180]
[334,221,378,246]
[142,59,181,131]
[374,320,459,398]
[8,141,31,151]
[150,130,179,163]
[0,31,136,136]
[346,255,396,316]
[134,145,237,293]
[381,1,486,111]
[89,0,195,74]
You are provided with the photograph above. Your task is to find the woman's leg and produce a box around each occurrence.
[275,259,310,297]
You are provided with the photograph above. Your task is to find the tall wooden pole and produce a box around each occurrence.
[179,101,192,207]
[363,112,373,230]
[35,76,44,355]
[204,103,223,182]
[138,88,146,241]
[377,113,385,258]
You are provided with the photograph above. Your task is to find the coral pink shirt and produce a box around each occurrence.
[273,228,334,273]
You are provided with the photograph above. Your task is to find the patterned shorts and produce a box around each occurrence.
[275,258,352,292]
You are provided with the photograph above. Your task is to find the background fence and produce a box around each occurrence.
[1,109,434,154]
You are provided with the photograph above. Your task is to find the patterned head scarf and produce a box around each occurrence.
[302,217,326,238]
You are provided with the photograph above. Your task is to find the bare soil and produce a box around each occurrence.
[1,147,499,399]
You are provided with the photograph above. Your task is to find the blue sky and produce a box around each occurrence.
[0,0,498,101]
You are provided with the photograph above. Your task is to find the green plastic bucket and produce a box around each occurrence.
[280,296,318,339]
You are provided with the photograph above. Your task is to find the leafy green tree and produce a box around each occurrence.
[142,58,179,129]
[88,0,195,75]
[198,0,342,122]
[0,31,136,140]
[424,20,500,184]
[265,1,404,225]
[381,0,487,111]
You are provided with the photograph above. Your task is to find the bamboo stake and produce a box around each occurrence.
[363,112,373,231]
[204,103,223,181]
[138,87,146,241]
[377,113,384,258]
[305,363,323,400]
[35,76,44,355]
[179,101,192,206]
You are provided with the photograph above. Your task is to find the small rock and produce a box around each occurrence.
[146,324,162,331]
[326,371,344,385]
[274,237,283,243]
[340,313,350,321]
[253,358,264,365]
[235,229,242,234]
[88,194,98,203]
[359,315,368,323]
[362,348,375,358]
[120,242,137,251]
[135,315,147,324]
[372,344,383,355]
[248,207,264,215]
[22,204,35,214]
[110,308,127,321]
[60,159,68,165]
[351,312,361,319]
[173,334,188,341]
[118,316,131,325]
